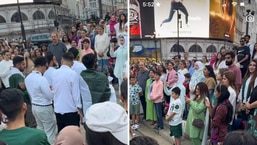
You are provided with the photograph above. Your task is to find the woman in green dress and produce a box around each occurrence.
[145,70,157,124]
[185,82,209,145]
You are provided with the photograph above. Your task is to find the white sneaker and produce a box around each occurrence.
[131,124,136,130]
[134,124,140,129]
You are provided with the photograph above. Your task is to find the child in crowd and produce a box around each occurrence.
[129,75,142,129]
[166,87,183,145]
[150,71,164,130]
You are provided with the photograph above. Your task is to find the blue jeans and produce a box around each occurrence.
[97,59,109,73]
[154,102,163,128]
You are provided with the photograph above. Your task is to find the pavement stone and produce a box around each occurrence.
[134,119,191,145]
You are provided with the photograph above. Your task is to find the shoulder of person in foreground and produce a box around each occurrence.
[130,136,159,145]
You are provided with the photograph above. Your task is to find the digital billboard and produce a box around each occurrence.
[0,0,33,5]
[130,0,155,39]
[209,0,236,41]
[0,0,61,5]
[33,0,62,4]
[154,0,210,38]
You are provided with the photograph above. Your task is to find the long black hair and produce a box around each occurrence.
[212,85,233,124]
[205,65,217,83]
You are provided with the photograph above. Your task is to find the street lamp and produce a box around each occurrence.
[76,0,81,19]
[153,31,158,62]
[17,0,27,49]
[177,9,181,56]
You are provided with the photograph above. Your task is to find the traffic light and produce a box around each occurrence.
[54,20,59,27]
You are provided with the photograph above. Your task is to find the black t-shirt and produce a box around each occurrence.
[237,45,250,65]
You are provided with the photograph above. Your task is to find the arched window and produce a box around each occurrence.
[11,12,28,22]
[48,10,55,19]
[0,15,6,23]
[33,10,45,20]
[189,44,202,52]
[170,44,185,53]
[206,45,217,52]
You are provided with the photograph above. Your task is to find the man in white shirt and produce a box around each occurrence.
[0,50,13,89]
[25,57,57,144]
[52,52,83,132]
[68,48,86,75]
[43,52,57,86]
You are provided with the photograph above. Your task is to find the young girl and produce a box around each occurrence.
[208,85,233,145]
[222,71,237,131]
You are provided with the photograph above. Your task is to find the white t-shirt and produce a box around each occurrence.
[167,98,183,126]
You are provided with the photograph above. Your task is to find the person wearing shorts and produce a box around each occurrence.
[165,87,183,145]
[129,75,142,130]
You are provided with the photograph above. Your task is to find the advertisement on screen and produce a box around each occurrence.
[154,0,210,38]
[0,0,33,5]
[209,0,236,41]
[130,0,155,39]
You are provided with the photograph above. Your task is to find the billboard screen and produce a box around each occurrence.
[130,0,155,39]
[0,0,62,5]
[154,0,210,38]
[209,0,236,41]
[33,0,62,4]
[0,0,33,5]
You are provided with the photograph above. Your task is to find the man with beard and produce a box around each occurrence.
[225,51,242,91]
[48,32,67,67]
[244,35,254,57]
[137,61,149,120]
[9,56,36,128]
[237,37,250,78]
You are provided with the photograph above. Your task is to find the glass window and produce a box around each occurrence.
[189,44,202,52]
[11,12,28,22]
[33,11,45,20]
[0,15,6,23]
[206,45,217,52]
[48,10,55,19]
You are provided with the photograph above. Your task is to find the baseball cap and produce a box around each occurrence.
[86,102,128,144]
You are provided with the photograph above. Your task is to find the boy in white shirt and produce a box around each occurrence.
[165,87,183,145]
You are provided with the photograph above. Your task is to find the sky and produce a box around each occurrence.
[0,0,33,5]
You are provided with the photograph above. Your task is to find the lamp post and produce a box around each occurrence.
[17,0,27,49]
[153,31,158,62]
[177,9,181,56]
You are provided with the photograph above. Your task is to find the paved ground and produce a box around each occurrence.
[133,119,191,145]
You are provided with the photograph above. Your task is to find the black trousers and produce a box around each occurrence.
[55,112,80,132]
[140,92,147,119]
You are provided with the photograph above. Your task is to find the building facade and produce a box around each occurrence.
[130,1,257,62]
[0,2,70,39]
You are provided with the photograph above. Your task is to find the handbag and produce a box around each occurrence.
[192,118,204,128]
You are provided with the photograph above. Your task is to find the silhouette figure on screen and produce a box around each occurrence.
[160,0,189,27]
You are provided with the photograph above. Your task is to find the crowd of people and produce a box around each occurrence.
[129,35,257,145]
[0,10,128,145]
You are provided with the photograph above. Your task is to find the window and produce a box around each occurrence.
[48,10,55,19]
[11,12,28,22]
[189,44,202,52]
[90,1,96,8]
[170,44,185,53]
[206,45,217,52]
[33,11,45,20]
[0,15,6,23]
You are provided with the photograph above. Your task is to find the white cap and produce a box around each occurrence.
[86,102,128,144]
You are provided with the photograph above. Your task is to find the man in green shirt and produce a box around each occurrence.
[0,89,50,145]
[9,56,36,128]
